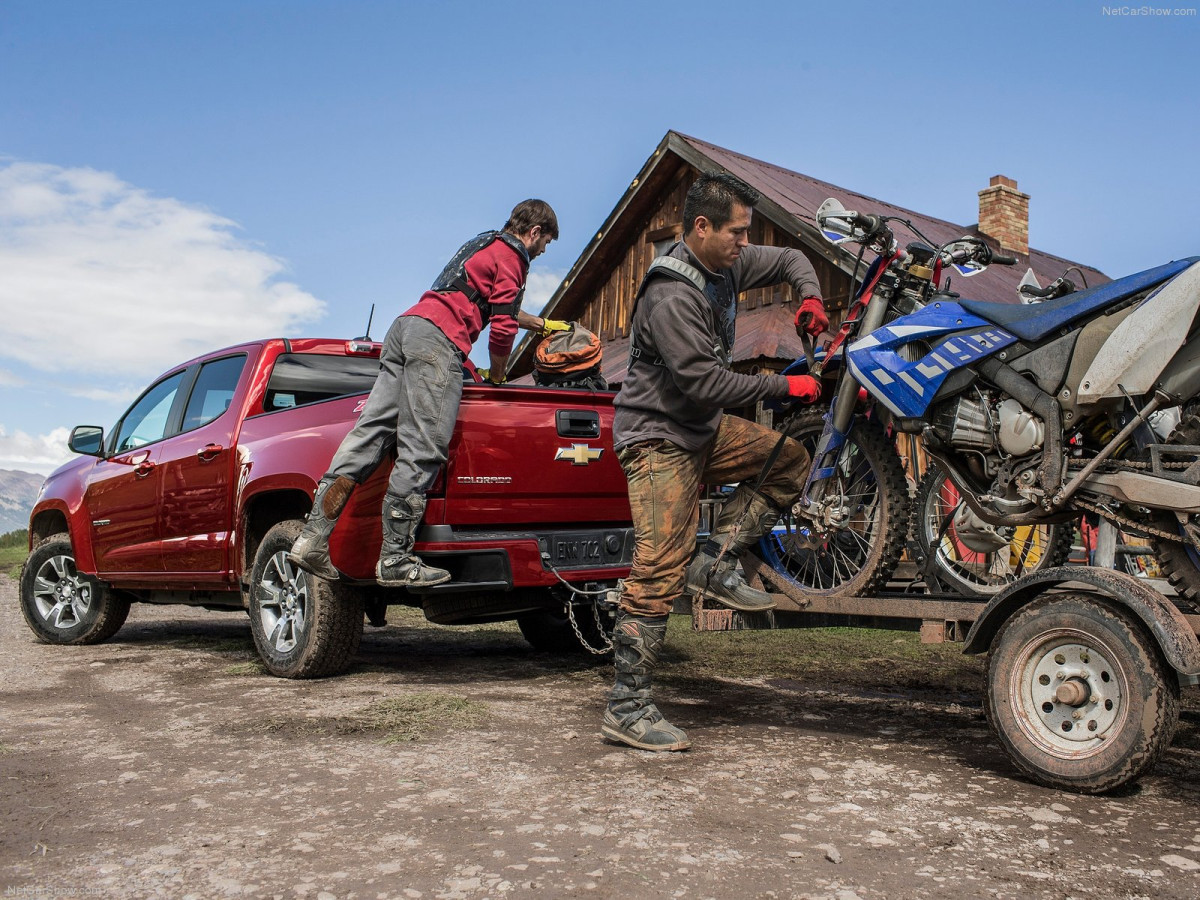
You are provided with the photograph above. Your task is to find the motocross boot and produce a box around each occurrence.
[601,611,691,752]
[287,475,356,580]
[376,493,452,588]
[686,488,781,613]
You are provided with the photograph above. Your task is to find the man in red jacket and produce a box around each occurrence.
[289,199,564,587]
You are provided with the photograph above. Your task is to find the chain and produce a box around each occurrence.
[542,553,615,654]
[564,596,614,655]
[1063,455,1194,543]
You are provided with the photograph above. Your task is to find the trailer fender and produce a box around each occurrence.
[963,566,1200,680]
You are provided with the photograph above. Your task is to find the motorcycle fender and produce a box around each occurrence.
[1076,261,1200,406]
[963,566,1200,681]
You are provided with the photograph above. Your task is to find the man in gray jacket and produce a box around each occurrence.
[602,172,827,752]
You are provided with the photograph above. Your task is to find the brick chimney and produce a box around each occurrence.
[977,175,1029,255]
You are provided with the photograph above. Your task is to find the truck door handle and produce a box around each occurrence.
[134,460,156,478]
[196,443,224,462]
[556,410,600,438]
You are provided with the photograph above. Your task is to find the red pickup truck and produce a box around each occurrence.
[21,337,632,677]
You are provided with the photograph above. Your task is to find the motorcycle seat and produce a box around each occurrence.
[958,257,1199,343]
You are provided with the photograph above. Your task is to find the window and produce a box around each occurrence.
[263,353,380,412]
[182,355,246,432]
[113,371,186,453]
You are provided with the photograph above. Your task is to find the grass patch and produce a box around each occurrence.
[166,634,257,655]
[336,692,487,744]
[0,544,28,577]
[223,660,268,676]
[663,616,985,695]
[0,742,11,755]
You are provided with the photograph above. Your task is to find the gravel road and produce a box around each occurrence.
[2,574,1199,899]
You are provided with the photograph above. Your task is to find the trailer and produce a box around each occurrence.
[676,559,1200,795]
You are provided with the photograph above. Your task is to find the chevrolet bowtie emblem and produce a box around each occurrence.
[555,443,603,465]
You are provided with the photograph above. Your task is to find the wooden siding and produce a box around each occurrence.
[575,163,853,352]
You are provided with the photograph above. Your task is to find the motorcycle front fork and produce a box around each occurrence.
[797,294,890,530]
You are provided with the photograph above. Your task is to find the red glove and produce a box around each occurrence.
[794,296,828,338]
[786,375,822,403]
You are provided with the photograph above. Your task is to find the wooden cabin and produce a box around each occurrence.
[509,130,1107,399]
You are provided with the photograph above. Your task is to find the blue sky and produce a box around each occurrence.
[1,0,1197,474]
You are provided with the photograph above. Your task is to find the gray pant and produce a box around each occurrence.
[327,314,464,498]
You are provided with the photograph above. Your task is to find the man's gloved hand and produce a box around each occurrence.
[794,296,829,338]
[540,318,571,336]
[786,375,822,403]
[477,367,506,384]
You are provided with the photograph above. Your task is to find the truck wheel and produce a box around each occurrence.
[19,533,130,645]
[248,520,363,678]
[984,593,1180,794]
[517,602,615,655]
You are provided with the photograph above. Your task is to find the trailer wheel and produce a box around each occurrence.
[248,520,363,678]
[19,533,130,645]
[984,593,1179,794]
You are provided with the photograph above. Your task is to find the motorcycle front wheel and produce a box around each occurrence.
[912,467,1075,598]
[754,405,909,600]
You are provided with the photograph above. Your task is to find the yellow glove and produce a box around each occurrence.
[476,367,506,385]
[540,318,571,336]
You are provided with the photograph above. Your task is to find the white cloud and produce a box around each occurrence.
[0,369,25,388]
[522,269,564,317]
[0,161,326,380]
[0,425,73,475]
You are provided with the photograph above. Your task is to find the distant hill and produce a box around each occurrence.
[0,469,45,536]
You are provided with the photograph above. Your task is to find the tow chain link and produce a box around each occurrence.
[543,555,615,655]
[564,596,615,655]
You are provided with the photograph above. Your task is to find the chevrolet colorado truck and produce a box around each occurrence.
[21,336,632,677]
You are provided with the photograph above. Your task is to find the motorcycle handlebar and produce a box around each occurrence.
[991,252,1018,266]
[1019,283,1058,298]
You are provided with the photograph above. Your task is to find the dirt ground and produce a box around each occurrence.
[2,574,1200,900]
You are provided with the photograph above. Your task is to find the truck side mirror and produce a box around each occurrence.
[69,425,105,457]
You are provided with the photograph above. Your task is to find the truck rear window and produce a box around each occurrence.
[264,353,380,411]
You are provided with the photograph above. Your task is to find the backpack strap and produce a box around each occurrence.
[628,253,709,368]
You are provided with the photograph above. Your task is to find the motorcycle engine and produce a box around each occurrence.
[934,393,1045,457]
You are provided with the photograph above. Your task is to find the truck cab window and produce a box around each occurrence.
[113,371,186,453]
[182,355,246,432]
[263,354,380,411]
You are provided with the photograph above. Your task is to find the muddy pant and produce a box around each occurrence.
[617,414,810,617]
[325,314,465,498]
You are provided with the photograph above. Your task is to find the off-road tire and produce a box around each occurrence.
[248,520,363,678]
[753,405,909,599]
[912,467,1075,598]
[19,533,131,644]
[984,593,1179,794]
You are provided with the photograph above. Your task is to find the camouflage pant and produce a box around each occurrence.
[616,414,810,617]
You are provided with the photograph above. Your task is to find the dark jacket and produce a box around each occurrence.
[613,241,821,451]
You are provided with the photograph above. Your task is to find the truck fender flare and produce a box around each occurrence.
[962,565,1200,678]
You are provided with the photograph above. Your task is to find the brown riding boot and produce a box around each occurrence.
[287,475,355,580]
[687,488,781,612]
[600,611,690,751]
[376,493,451,588]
